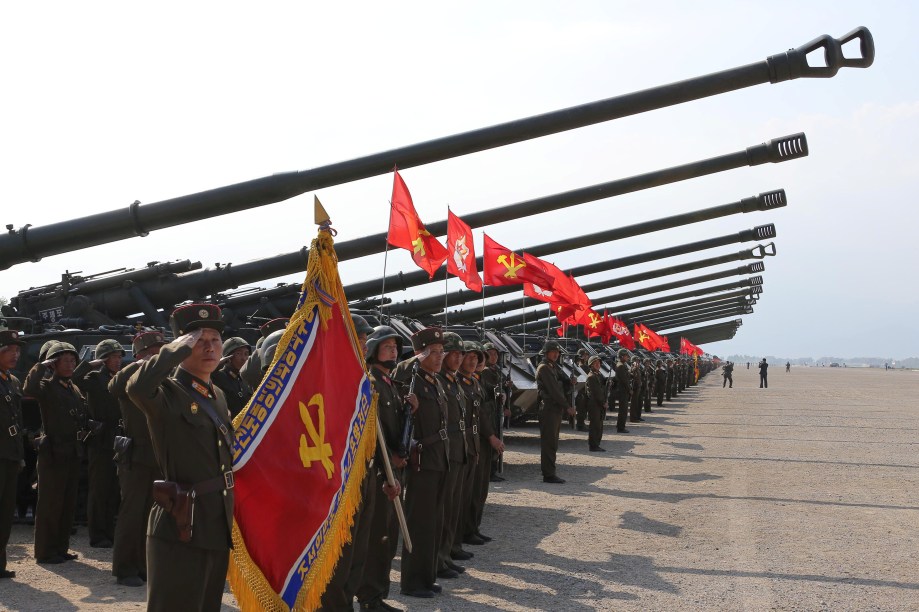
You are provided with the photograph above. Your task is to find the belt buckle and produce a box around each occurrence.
[3,395,10,404]
[458,421,466,431]
[8,425,17,437]
[219,424,229,436]
[224,471,235,490]
[438,428,448,441]
[472,424,479,435]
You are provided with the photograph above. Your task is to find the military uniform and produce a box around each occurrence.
[24,353,87,563]
[655,363,667,406]
[74,357,121,547]
[469,367,496,536]
[0,329,26,577]
[535,350,569,481]
[759,360,769,388]
[126,306,234,612]
[614,358,631,432]
[211,362,253,420]
[457,371,483,546]
[436,368,467,576]
[397,328,449,597]
[629,363,644,422]
[585,361,607,451]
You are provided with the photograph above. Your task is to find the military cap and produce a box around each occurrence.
[47,341,79,361]
[541,340,562,354]
[365,326,404,362]
[411,327,444,352]
[222,337,252,358]
[463,340,486,362]
[259,318,289,338]
[169,303,225,337]
[351,315,374,337]
[38,340,57,361]
[0,328,26,348]
[617,348,632,360]
[441,332,465,353]
[95,339,125,360]
[588,355,602,366]
[132,331,166,354]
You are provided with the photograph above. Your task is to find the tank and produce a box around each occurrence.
[0,27,872,270]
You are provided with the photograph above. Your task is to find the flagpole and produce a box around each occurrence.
[380,199,394,321]
[375,420,412,553]
[521,292,527,345]
[481,285,486,341]
[444,274,449,327]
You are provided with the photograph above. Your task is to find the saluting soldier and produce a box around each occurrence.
[395,327,449,599]
[126,304,234,612]
[585,356,608,452]
[0,329,26,578]
[356,326,411,612]
[535,340,575,484]
[613,349,632,434]
[25,341,87,564]
[435,332,468,581]
[468,342,502,542]
[211,337,254,419]
[109,330,166,587]
[73,338,125,549]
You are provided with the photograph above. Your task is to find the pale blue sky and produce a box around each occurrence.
[1,1,916,357]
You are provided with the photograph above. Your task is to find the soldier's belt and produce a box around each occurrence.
[8,425,18,437]
[417,428,449,447]
[193,470,235,496]
[472,424,479,435]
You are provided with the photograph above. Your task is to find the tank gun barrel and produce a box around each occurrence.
[0,26,873,270]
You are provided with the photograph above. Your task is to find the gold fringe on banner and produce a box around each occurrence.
[227,225,379,612]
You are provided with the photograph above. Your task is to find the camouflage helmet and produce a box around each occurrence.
[259,329,285,373]
[577,348,590,359]
[351,315,374,337]
[482,342,501,353]
[222,337,252,358]
[588,355,602,367]
[95,339,125,360]
[463,340,486,363]
[541,340,562,354]
[441,332,465,353]
[47,341,79,361]
[38,340,57,362]
[365,326,403,362]
[617,348,632,360]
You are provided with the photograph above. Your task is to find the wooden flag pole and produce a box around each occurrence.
[376,419,412,553]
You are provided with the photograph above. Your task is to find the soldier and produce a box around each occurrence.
[355,326,411,612]
[535,340,575,484]
[759,358,769,388]
[25,341,88,564]
[665,359,673,402]
[126,304,234,612]
[574,348,590,431]
[722,361,734,388]
[73,338,124,549]
[435,333,468,580]
[654,360,667,407]
[643,358,654,413]
[481,342,508,483]
[585,356,608,452]
[456,342,482,555]
[240,317,289,389]
[0,328,26,579]
[465,342,503,545]
[396,327,449,599]
[629,359,645,423]
[613,349,632,433]
[786,361,791,373]
[109,330,167,587]
[211,337,254,419]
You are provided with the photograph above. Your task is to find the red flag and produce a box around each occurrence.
[634,323,666,351]
[387,171,448,279]
[446,210,482,291]
[482,235,554,287]
[609,316,635,349]
[680,337,692,355]
[581,308,605,338]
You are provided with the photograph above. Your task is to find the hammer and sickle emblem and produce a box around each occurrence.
[497,253,526,279]
[299,393,335,479]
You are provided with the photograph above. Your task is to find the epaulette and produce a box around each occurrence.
[423,373,436,385]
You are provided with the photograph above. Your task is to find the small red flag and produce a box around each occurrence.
[446,210,482,292]
[609,315,635,349]
[387,171,448,279]
[482,235,555,288]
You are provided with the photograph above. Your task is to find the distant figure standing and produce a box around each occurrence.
[785,362,791,373]
[722,362,734,388]
[885,363,889,371]
[746,362,750,369]
[759,359,769,388]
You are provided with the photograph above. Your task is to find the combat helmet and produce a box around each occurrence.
[259,329,285,374]
[222,337,252,358]
[541,340,562,354]
[463,340,486,363]
[441,332,465,353]
[47,342,79,361]
[94,339,124,360]
[617,348,632,360]
[351,315,374,337]
[365,326,404,362]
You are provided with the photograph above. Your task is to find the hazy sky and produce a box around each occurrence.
[1,2,916,358]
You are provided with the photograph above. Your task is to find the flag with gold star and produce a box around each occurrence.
[387,170,448,278]
[228,212,377,612]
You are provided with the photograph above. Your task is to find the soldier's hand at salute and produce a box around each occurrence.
[405,393,419,414]
[176,329,203,349]
[89,359,104,367]
[382,481,401,501]
[391,452,407,469]
[489,435,505,454]
[41,358,57,368]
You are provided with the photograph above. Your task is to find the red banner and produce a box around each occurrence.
[446,210,482,292]
[482,234,554,288]
[387,171,448,278]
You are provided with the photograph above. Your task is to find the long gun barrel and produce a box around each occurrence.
[0,28,872,270]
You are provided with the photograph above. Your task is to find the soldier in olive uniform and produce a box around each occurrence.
[613,349,632,433]
[396,327,449,599]
[585,356,608,452]
[0,329,26,578]
[481,343,507,483]
[535,340,575,484]
[73,338,125,548]
[456,344,483,557]
[212,337,254,419]
[467,342,503,541]
[126,304,235,612]
[629,360,645,423]
[654,360,667,406]
[240,318,288,390]
[25,341,88,564]
[109,331,166,587]
[643,358,654,413]
[435,333,468,580]
[574,349,590,431]
[356,326,411,612]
